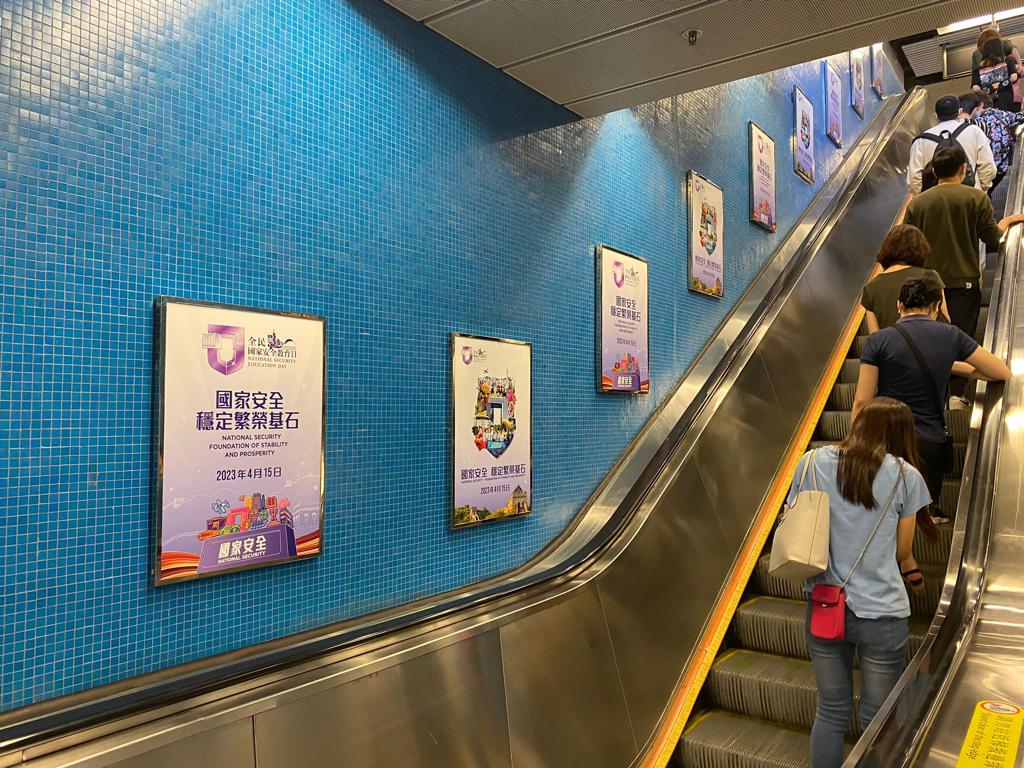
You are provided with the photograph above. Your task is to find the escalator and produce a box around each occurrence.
[2,88,982,768]
[678,238,1001,766]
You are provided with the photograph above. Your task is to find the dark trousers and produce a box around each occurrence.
[945,285,982,397]
[917,439,947,512]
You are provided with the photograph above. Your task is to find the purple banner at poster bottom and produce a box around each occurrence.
[197,525,297,574]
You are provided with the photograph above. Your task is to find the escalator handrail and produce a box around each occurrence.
[846,136,1024,768]
[0,89,921,755]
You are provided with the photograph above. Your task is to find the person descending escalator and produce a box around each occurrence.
[853,277,1010,526]
[790,398,930,768]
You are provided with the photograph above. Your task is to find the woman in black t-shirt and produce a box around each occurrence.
[861,225,948,332]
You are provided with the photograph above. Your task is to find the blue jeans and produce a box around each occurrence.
[805,604,908,768]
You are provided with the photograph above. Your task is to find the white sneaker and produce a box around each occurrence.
[948,396,969,411]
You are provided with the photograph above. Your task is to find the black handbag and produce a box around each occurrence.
[893,324,955,472]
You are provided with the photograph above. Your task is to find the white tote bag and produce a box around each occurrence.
[769,449,830,581]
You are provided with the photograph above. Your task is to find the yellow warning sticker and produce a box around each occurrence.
[958,700,1024,768]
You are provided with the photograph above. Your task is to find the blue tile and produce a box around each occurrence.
[0,0,902,711]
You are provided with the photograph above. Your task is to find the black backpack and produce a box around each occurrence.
[915,122,977,188]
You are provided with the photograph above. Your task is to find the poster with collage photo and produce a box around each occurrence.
[687,171,725,298]
[749,122,777,232]
[851,49,866,118]
[824,61,843,147]
[793,86,815,184]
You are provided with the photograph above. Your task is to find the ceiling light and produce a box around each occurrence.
[994,7,1024,22]
[938,14,995,35]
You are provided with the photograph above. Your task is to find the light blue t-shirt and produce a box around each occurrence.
[787,447,932,619]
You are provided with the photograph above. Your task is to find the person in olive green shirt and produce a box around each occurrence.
[904,145,1024,397]
[861,224,948,332]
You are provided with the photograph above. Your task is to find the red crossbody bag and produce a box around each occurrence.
[810,461,904,641]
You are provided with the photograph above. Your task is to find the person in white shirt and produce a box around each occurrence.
[907,95,996,194]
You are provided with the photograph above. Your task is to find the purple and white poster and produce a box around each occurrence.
[851,49,866,119]
[794,86,815,184]
[452,334,531,528]
[825,61,843,147]
[688,171,725,298]
[155,298,325,584]
[872,44,885,97]
[597,245,649,394]
[749,122,777,232]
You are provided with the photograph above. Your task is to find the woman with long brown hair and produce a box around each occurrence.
[789,397,931,768]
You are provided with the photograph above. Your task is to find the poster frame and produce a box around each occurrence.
[850,49,866,119]
[450,332,533,530]
[687,170,725,299]
[594,244,650,395]
[152,296,327,586]
[793,85,815,185]
[824,60,843,148]
[872,44,885,98]
[748,121,777,233]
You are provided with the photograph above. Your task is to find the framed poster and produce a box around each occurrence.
[749,122,777,232]
[793,86,815,184]
[851,49,866,119]
[596,245,649,394]
[451,334,532,529]
[824,61,843,147]
[154,298,326,585]
[872,44,885,97]
[687,171,725,298]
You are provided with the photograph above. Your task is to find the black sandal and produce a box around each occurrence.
[902,568,926,594]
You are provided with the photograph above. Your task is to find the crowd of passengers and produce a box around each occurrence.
[791,32,1024,766]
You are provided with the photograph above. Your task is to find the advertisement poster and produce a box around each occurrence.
[451,334,531,529]
[596,245,649,394]
[793,86,815,184]
[872,44,885,97]
[687,171,725,298]
[749,122,777,232]
[851,49,866,118]
[155,298,325,585]
[825,61,843,147]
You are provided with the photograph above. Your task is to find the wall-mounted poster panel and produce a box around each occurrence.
[687,171,725,298]
[793,86,815,184]
[824,61,843,147]
[596,245,649,394]
[155,298,325,585]
[872,44,885,97]
[749,122,777,232]
[452,334,532,529]
[851,49,866,118]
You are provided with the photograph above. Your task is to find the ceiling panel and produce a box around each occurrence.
[902,16,1024,77]
[383,0,1024,115]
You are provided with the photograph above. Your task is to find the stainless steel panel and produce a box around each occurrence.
[597,470,731,736]
[501,587,634,768]
[108,718,254,768]
[253,630,511,768]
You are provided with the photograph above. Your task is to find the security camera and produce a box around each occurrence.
[687,29,703,46]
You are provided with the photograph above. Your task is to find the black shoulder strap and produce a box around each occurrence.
[915,132,941,143]
[892,323,949,432]
[951,121,972,139]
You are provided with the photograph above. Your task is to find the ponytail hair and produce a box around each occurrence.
[899,276,943,310]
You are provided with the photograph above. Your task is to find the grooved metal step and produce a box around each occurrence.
[827,384,856,411]
[838,359,860,384]
[817,411,851,442]
[678,710,814,767]
[705,650,854,733]
[913,521,954,565]
[729,596,931,661]
[849,335,868,358]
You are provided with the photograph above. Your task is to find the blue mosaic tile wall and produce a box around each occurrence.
[0,0,904,710]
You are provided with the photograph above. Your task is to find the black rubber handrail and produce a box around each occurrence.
[0,89,918,754]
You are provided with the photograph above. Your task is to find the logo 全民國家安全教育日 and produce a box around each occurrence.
[461,345,487,365]
[611,259,640,289]
[203,325,298,375]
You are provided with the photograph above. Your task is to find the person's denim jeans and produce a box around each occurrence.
[805,604,908,768]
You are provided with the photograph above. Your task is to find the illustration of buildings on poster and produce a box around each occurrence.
[156,299,325,584]
[452,334,532,528]
[688,172,725,298]
[598,246,650,393]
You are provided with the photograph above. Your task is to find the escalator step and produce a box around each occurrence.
[848,336,868,359]
[976,306,989,343]
[939,479,960,517]
[947,409,968,442]
[705,650,849,732]
[678,710,812,768]
[913,520,953,565]
[827,383,856,411]
[816,411,850,442]
[951,442,967,479]
[838,359,860,384]
[729,596,932,661]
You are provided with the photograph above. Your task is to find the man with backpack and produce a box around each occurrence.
[907,96,996,194]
